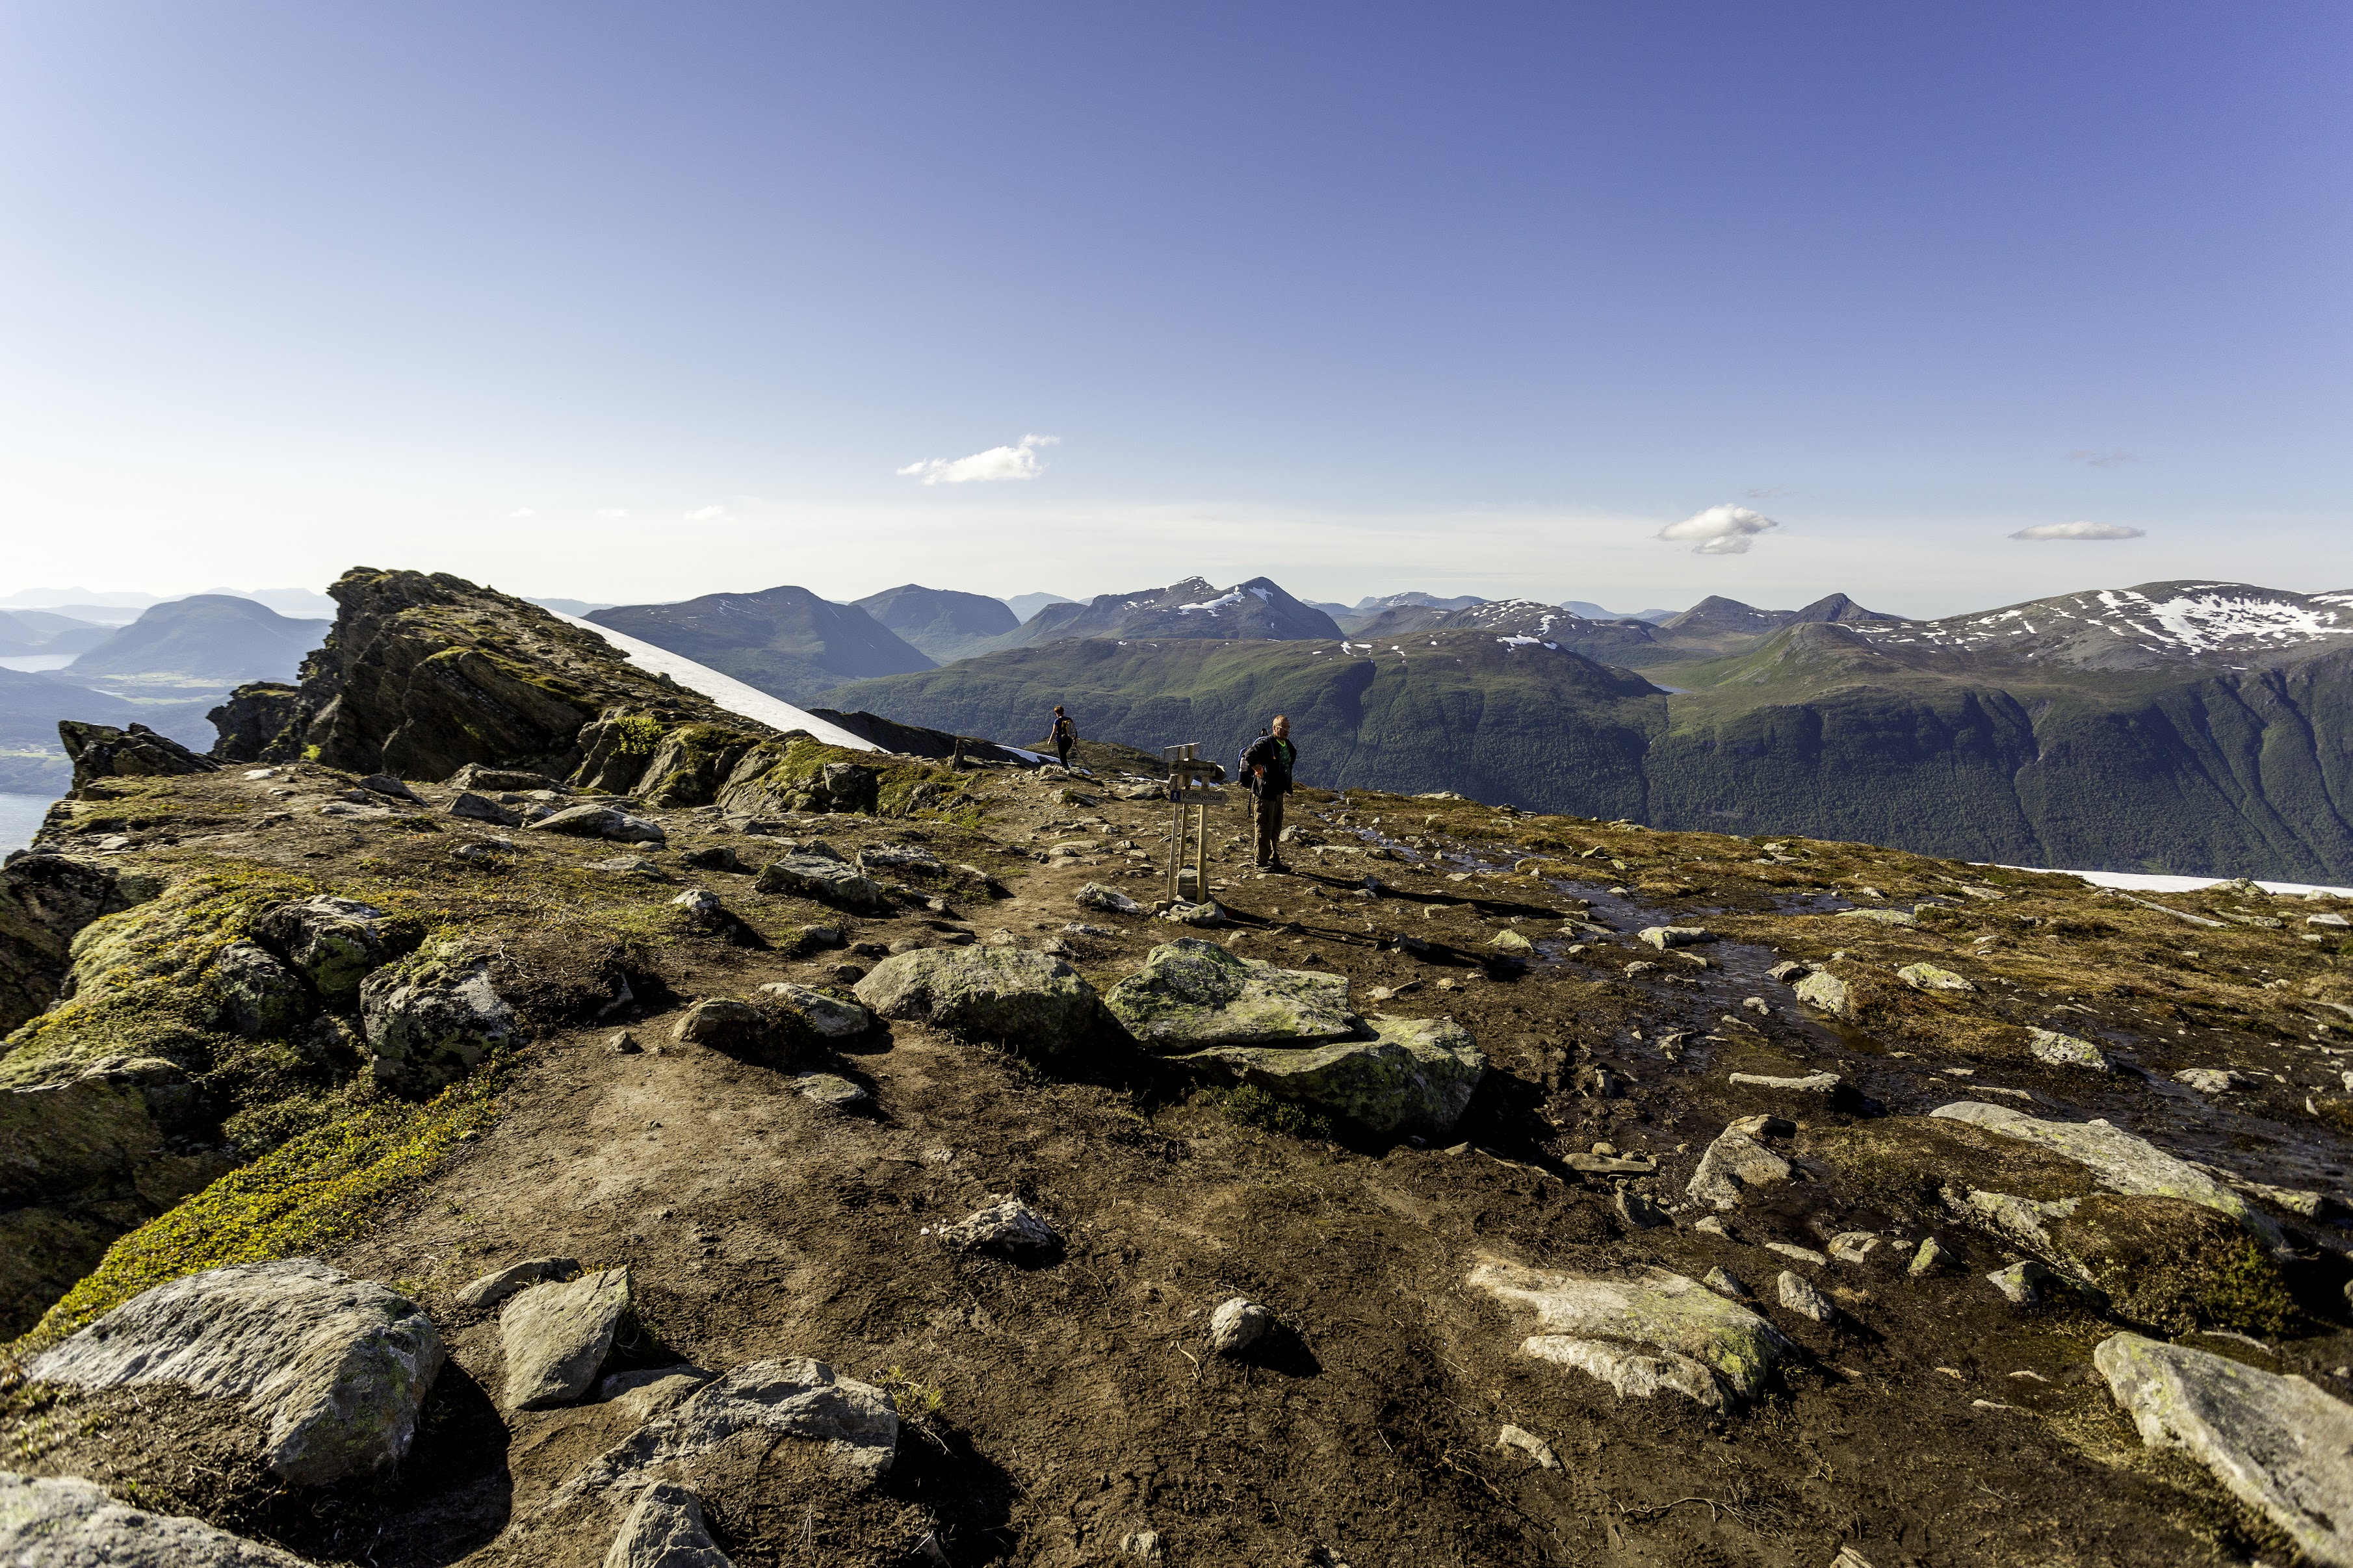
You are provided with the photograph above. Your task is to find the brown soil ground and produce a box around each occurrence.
[8,761,2353,1566]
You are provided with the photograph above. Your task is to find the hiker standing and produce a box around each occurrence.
[1241,715,1297,871]
[1049,706,1076,770]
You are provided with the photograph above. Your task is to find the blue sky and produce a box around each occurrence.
[1,1,2346,617]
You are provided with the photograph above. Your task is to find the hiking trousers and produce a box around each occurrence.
[1253,791,1285,865]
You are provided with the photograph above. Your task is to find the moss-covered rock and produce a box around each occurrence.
[853,947,1105,1056]
[0,852,164,1035]
[253,895,395,1001]
[1104,939,1357,1051]
[1178,1014,1486,1139]
[359,949,515,1096]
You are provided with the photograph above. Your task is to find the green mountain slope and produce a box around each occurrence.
[824,596,2353,879]
[852,583,1019,661]
[589,585,933,705]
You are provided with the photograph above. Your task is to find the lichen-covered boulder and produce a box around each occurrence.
[0,1472,316,1566]
[359,952,514,1096]
[502,1267,630,1410]
[2097,1333,2353,1566]
[253,895,393,1001]
[853,947,1104,1055]
[1469,1261,1793,1411]
[1685,1127,1794,1210]
[26,1259,443,1485]
[2027,1027,2109,1071]
[209,941,313,1038]
[753,855,889,914]
[1178,1014,1486,1138]
[1898,962,1975,992]
[1791,969,1852,1016]
[1104,939,1356,1051]
[756,981,872,1038]
[602,1481,731,1568]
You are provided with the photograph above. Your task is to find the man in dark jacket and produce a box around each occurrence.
[1241,715,1296,871]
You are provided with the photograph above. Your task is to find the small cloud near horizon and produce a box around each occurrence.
[509,508,536,518]
[2067,448,2133,467]
[597,508,629,519]
[898,433,1058,485]
[1658,504,1778,556]
[684,505,728,521]
[2011,521,2146,541]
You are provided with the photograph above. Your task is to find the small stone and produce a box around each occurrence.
[1898,962,1975,992]
[1987,1259,2059,1305]
[757,982,873,1038]
[1616,1188,1669,1229]
[2027,1027,2110,1072]
[1702,1266,1751,1300]
[794,1073,870,1111]
[1828,1232,1881,1265]
[1207,1297,1275,1354]
[1767,960,1809,984]
[610,1031,641,1054]
[1622,960,1656,977]
[1496,1424,1559,1469]
[1726,1114,1794,1138]
[1639,926,1716,949]
[937,1197,1059,1261]
[1909,1237,1955,1276]
[601,1479,731,1568]
[502,1267,631,1409]
[1765,1241,1828,1266]
[1076,882,1144,916]
[1741,996,1771,1016]
[668,888,727,927]
[1777,1270,1839,1324]
[2176,1067,2248,1094]
[1488,928,1536,954]
[1693,1216,1732,1239]
[1728,1070,1843,1095]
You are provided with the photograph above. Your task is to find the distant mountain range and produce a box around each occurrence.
[586,585,936,706]
[853,584,1019,662]
[818,576,2353,881]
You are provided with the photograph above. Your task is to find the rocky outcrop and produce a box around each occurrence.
[2097,1333,2353,1566]
[854,948,1105,1055]
[1177,1015,1487,1138]
[0,851,163,1034]
[0,1472,317,1566]
[1103,939,1357,1050]
[1469,1261,1793,1411]
[27,1259,443,1485]
[210,942,312,1038]
[205,682,304,764]
[57,721,220,791]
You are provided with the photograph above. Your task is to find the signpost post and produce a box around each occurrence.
[1162,743,1226,903]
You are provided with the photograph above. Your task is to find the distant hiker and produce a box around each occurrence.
[1050,706,1076,770]
[1241,715,1297,871]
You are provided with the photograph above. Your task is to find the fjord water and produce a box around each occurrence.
[0,793,55,853]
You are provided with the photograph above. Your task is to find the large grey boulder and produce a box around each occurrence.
[209,942,313,1038]
[1469,1261,1792,1411]
[1685,1127,1793,1211]
[552,1358,900,1507]
[534,805,668,843]
[252,895,392,1001]
[2096,1333,2353,1566]
[1176,1015,1486,1138]
[1103,938,1357,1050]
[0,1472,315,1566]
[503,1267,631,1410]
[26,1259,442,1485]
[854,947,1104,1055]
[359,952,514,1096]
[1929,1101,2283,1249]
[603,1480,733,1568]
[753,855,889,914]
[1791,970,1852,1016]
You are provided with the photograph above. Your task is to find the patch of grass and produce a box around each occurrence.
[13,1070,504,1355]
[1212,1084,1335,1140]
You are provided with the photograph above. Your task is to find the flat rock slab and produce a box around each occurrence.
[534,805,668,843]
[1177,1014,1485,1139]
[27,1259,442,1485]
[552,1358,899,1509]
[1469,1260,1791,1410]
[2097,1332,2353,1567]
[1728,1071,1841,1094]
[504,1267,632,1410]
[0,1472,316,1566]
[853,947,1104,1056]
[2027,1027,2109,1071]
[753,856,888,914]
[793,1072,871,1111]
[603,1480,733,1568]
[1929,1101,2283,1249]
[1104,938,1356,1050]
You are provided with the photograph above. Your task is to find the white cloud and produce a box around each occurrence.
[898,433,1059,485]
[509,507,536,518]
[684,505,727,521]
[1657,504,1778,556]
[2010,521,2146,541]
